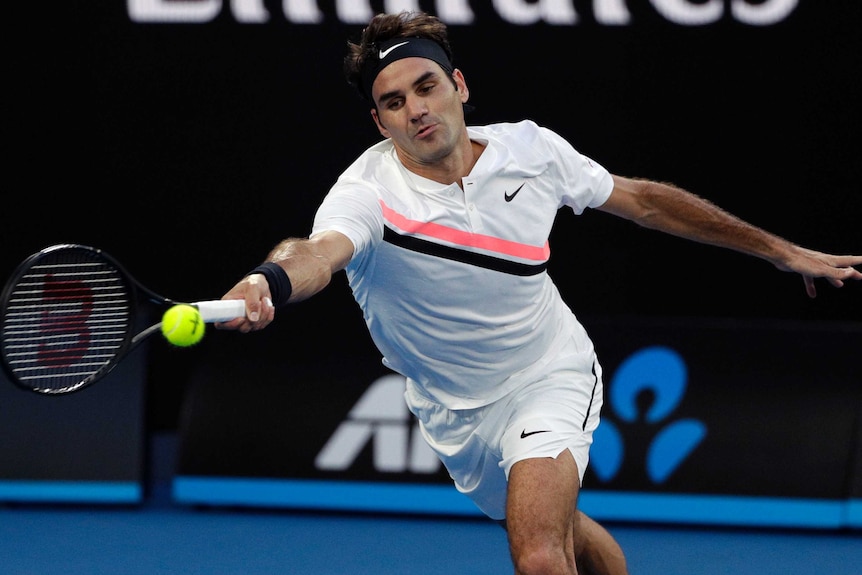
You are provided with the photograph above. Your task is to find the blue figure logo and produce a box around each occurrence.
[591,346,706,484]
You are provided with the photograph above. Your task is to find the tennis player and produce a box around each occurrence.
[218,11,862,575]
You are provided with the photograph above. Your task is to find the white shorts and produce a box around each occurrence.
[405,359,603,520]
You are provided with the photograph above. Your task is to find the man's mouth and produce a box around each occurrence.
[415,124,435,139]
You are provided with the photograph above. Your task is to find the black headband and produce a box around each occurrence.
[360,37,453,102]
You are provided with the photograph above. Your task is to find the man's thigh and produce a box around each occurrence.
[506,452,580,551]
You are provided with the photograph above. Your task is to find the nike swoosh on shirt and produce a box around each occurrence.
[504,183,526,202]
[379,41,409,59]
[520,429,551,439]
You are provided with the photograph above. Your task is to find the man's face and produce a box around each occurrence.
[370,57,469,167]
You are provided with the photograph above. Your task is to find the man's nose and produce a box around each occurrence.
[407,96,428,122]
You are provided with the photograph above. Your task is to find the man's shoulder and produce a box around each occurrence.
[338,139,396,180]
[471,120,569,162]
[470,119,561,148]
[471,119,542,137]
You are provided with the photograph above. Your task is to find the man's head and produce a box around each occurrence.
[344,12,472,173]
[343,11,456,105]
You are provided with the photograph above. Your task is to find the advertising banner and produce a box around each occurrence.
[173,316,862,528]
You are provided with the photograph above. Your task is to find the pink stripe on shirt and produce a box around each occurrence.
[381,201,550,262]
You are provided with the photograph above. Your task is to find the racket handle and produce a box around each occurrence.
[193,299,248,323]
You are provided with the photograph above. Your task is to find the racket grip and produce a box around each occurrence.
[193,299,248,323]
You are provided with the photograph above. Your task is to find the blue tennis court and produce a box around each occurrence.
[3,499,859,575]
[2,435,859,575]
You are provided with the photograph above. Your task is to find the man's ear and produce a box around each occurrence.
[453,69,469,103]
[371,108,390,138]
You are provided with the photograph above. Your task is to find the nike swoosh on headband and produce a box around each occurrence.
[379,41,409,59]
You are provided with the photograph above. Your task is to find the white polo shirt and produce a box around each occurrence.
[311,120,614,409]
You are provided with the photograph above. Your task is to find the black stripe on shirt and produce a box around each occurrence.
[583,360,599,431]
[383,226,548,277]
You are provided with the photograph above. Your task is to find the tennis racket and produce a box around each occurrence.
[0,243,246,395]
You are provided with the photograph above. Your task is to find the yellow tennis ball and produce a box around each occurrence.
[161,304,205,347]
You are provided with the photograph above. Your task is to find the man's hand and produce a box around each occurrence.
[215,273,276,332]
[775,246,862,298]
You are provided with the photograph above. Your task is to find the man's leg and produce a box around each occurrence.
[572,509,628,575]
[506,455,577,574]
[505,451,628,575]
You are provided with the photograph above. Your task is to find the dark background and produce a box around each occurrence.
[5,1,860,433]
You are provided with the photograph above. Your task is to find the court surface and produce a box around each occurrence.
[3,489,860,574]
[2,434,859,574]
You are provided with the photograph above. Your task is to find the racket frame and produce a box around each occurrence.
[1,244,243,395]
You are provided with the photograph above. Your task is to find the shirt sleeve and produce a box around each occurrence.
[538,125,614,214]
[310,177,384,264]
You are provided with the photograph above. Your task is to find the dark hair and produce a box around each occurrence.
[343,11,454,100]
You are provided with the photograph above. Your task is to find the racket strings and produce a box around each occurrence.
[2,255,134,393]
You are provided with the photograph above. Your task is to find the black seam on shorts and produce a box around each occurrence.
[583,360,599,431]
[383,226,548,276]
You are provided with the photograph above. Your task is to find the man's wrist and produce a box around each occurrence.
[247,262,293,306]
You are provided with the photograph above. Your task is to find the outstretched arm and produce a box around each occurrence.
[216,230,355,332]
[598,175,862,298]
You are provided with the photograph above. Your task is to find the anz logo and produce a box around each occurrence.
[317,345,705,480]
[591,345,706,484]
[315,375,441,474]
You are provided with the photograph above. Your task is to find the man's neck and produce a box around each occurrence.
[400,138,486,190]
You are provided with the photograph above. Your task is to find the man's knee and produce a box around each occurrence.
[510,536,572,575]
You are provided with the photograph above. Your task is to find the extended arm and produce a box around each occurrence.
[598,175,862,297]
[216,230,355,332]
